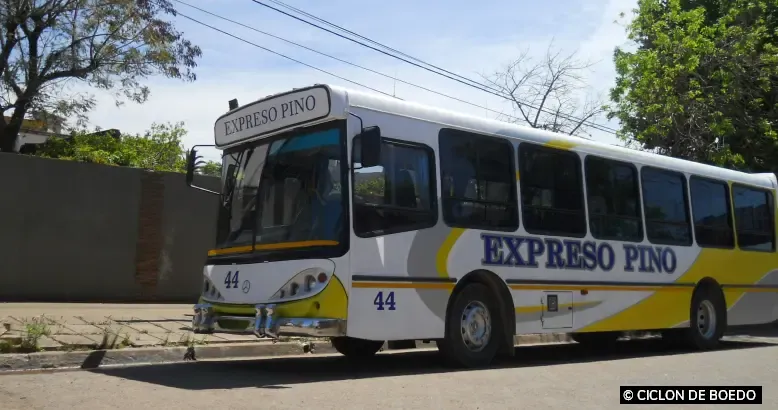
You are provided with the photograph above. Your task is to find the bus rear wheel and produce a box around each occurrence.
[438,283,502,368]
[330,336,384,359]
[685,286,727,350]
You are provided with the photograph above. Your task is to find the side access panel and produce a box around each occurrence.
[541,291,574,329]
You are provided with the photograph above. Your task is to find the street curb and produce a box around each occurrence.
[0,341,338,372]
[0,333,573,372]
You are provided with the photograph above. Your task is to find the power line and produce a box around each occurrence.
[247,0,620,136]
[261,0,513,96]
[265,0,489,91]
[173,12,396,99]
[171,0,618,137]
[171,0,583,132]
[263,1,647,149]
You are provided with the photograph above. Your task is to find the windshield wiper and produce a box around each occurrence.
[223,139,290,249]
[222,151,244,209]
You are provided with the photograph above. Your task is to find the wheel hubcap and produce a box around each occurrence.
[697,300,717,339]
[460,301,492,352]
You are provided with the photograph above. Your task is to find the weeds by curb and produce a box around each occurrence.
[0,316,52,354]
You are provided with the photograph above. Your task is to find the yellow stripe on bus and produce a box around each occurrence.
[352,282,456,290]
[207,245,254,256]
[544,140,578,151]
[515,300,601,314]
[207,240,340,256]
[508,284,693,292]
[579,248,778,332]
[436,228,465,278]
[722,286,778,292]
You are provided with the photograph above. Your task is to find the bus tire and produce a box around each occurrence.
[439,283,502,368]
[330,337,384,359]
[686,285,727,350]
[571,331,619,348]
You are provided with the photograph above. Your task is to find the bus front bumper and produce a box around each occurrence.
[191,303,346,339]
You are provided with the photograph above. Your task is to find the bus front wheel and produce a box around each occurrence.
[438,283,502,368]
[330,336,384,359]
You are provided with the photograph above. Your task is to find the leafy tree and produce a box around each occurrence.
[199,160,222,177]
[36,121,221,173]
[609,0,778,173]
[0,0,202,153]
[354,176,385,199]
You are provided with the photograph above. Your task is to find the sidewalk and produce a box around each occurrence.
[2,303,776,373]
[0,303,572,356]
[0,303,267,353]
[4,303,775,354]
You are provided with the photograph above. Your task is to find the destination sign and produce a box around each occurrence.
[214,86,331,147]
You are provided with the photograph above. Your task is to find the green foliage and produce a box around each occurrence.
[609,0,778,173]
[354,177,385,198]
[35,121,221,174]
[121,123,189,172]
[21,316,51,353]
[199,161,223,177]
[0,0,202,152]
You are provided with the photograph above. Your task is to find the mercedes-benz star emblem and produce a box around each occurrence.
[241,280,251,294]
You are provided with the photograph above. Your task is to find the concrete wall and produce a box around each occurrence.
[0,153,220,302]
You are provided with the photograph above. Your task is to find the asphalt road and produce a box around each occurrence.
[1,336,777,409]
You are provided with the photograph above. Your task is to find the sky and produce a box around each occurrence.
[79,0,639,162]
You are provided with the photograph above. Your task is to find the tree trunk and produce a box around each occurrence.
[0,104,30,153]
[0,126,18,153]
[0,127,16,152]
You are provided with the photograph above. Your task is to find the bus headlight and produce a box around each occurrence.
[202,277,224,301]
[270,268,330,301]
[304,275,317,292]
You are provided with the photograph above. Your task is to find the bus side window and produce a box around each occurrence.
[352,136,437,237]
[689,176,734,248]
[438,128,518,231]
[584,156,643,242]
[640,167,692,246]
[518,143,586,238]
[732,184,775,252]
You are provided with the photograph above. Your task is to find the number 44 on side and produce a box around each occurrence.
[374,291,396,310]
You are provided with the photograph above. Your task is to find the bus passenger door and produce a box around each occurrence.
[347,127,443,341]
[541,291,573,329]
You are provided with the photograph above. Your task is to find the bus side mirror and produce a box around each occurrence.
[185,148,198,186]
[185,145,220,195]
[359,126,382,168]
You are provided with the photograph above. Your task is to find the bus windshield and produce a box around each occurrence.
[214,126,344,252]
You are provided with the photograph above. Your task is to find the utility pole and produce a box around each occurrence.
[393,70,397,97]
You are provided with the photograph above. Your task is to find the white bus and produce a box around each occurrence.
[186,84,778,368]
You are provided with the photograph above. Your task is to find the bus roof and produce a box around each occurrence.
[217,83,776,190]
[335,84,776,190]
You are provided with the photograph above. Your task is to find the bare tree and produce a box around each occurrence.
[481,44,605,138]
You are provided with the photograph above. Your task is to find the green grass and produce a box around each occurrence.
[20,317,51,352]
